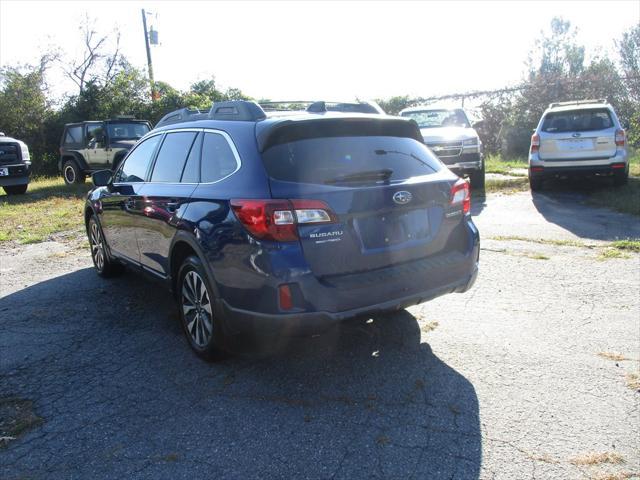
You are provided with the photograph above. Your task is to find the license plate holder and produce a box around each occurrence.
[559,139,592,151]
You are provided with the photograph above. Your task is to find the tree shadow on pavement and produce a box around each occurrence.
[530,176,640,240]
[0,268,481,480]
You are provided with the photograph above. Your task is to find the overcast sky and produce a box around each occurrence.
[1,0,638,101]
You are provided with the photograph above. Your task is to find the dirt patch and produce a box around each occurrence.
[0,397,43,447]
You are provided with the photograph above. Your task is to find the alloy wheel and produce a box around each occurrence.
[90,221,105,272]
[181,270,214,348]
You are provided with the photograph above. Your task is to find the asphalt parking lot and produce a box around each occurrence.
[1,189,639,480]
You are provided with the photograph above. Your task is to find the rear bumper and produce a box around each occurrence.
[217,219,480,337]
[217,264,478,336]
[0,163,31,186]
[529,163,627,178]
[528,151,628,177]
[442,153,482,173]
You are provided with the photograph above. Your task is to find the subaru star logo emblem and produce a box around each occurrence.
[572,132,581,138]
[393,191,412,205]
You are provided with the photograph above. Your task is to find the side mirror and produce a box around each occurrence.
[92,169,112,187]
[472,120,485,129]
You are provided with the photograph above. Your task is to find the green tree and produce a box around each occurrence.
[616,25,640,146]
[0,59,55,172]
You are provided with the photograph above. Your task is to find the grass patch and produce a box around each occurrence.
[490,235,590,248]
[598,352,629,362]
[527,253,549,260]
[484,176,529,193]
[611,240,640,252]
[485,154,527,175]
[420,320,439,334]
[628,149,640,177]
[0,177,90,244]
[570,452,625,466]
[626,372,640,391]
[597,248,631,261]
[587,177,640,216]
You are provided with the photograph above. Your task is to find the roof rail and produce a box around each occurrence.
[155,108,209,128]
[209,100,266,121]
[155,101,266,129]
[259,100,385,115]
[549,99,607,108]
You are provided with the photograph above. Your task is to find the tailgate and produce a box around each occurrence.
[539,108,617,160]
[260,121,460,277]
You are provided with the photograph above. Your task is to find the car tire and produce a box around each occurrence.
[63,160,86,185]
[469,166,485,190]
[3,184,28,195]
[613,167,629,187]
[177,255,227,361]
[529,175,543,192]
[87,215,124,278]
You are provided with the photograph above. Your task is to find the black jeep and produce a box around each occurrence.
[59,118,152,184]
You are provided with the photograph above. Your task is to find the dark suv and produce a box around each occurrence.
[59,118,151,184]
[85,101,479,358]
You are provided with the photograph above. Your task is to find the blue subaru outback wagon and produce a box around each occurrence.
[85,101,479,359]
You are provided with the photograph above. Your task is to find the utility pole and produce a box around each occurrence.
[141,9,157,101]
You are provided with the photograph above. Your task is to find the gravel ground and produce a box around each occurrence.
[1,190,638,480]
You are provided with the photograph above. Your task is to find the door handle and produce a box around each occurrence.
[166,200,179,212]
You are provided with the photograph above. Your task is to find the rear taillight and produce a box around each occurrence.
[615,129,625,147]
[530,133,540,153]
[230,199,336,242]
[450,179,471,215]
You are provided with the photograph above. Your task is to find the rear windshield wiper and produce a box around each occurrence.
[375,149,437,172]
[325,168,394,185]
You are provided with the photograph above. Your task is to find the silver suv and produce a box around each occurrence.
[400,106,484,189]
[528,100,628,191]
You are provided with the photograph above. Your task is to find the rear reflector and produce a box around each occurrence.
[530,133,540,154]
[530,166,544,172]
[231,199,336,242]
[611,163,626,169]
[615,129,625,147]
[279,284,293,310]
[450,178,471,214]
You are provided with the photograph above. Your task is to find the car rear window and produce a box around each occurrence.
[541,108,614,133]
[262,136,442,185]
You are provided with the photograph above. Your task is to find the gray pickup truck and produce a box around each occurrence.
[400,106,485,189]
[59,118,151,184]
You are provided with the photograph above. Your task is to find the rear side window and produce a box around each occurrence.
[262,136,442,185]
[542,109,614,133]
[151,131,198,182]
[180,132,202,183]
[114,134,161,183]
[64,126,83,145]
[201,132,238,183]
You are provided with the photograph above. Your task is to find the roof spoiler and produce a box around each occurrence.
[155,101,267,128]
[549,99,607,108]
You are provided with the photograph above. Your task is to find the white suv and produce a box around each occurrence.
[528,99,628,191]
